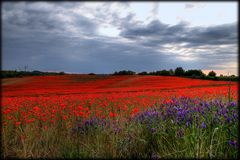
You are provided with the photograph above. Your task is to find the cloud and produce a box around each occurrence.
[185,3,195,9]
[120,20,236,46]
[119,19,237,74]
[151,3,159,19]
[2,2,98,38]
[185,3,206,9]
[2,2,238,75]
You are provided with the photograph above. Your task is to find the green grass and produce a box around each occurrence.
[2,97,238,158]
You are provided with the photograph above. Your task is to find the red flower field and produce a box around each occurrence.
[1,75,238,158]
[2,75,238,127]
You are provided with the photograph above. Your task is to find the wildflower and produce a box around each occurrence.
[229,102,236,107]
[63,115,68,121]
[33,106,40,111]
[44,126,48,131]
[3,109,11,114]
[15,121,21,127]
[109,112,116,117]
[186,121,191,128]
[151,128,157,134]
[78,111,84,116]
[26,118,35,123]
[226,117,231,123]
[201,121,206,128]
[132,107,139,114]
[77,105,83,110]
[229,140,238,148]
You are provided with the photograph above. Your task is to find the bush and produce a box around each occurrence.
[138,71,148,75]
[174,67,185,76]
[184,70,205,77]
[113,70,136,75]
[208,71,216,77]
[155,70,170,76]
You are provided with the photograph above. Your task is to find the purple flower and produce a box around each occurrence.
[151,152,158,159]
[186,121,191,128]
[223,113,228,119]
[233,112,237,119]
[229,140,238,148]
[113,126,122,134]
[226,116,231,123]
[151,128,157,134]
[201,122,206,128]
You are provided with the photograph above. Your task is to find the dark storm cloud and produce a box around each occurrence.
[119,19,237,69]
[2,2,238,74]
[2,2,97,36]
[2,34,175,73]
[120,20,237,47]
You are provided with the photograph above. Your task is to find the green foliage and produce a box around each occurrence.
[184,69,205,77]
[155,70,171,76]
[2,68,238,82]
[175,67,185,76]
[3,98,238,158]
[138,71,148,75]
[208,71,216,77]
[1,70,65,78]
[169,69,174,75]
[113,70,136,75]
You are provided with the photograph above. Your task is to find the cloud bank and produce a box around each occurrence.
[2,2,238,75]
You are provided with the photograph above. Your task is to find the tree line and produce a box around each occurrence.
[113,67,238,81]
[1,68,238,81]
[1,70,65,78]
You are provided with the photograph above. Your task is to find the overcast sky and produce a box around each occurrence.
[2,2,238,75]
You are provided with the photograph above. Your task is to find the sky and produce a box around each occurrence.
[2,2,238,75]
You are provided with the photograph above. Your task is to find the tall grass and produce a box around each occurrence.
[2,97,238,158]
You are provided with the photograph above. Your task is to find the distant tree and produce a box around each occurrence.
[230,75,238,81]
[138,71,148,75]
[169,69,174,75]
[185,69,205,77]
[157,70,170,76]
[59,71,65,75]
[175,67,185,76]
[155,71,161,75]
[208,70,216,77]
[148,71,156,75]
[1,70,68,78]
[88,73,95,75]
[113,70,136,75]
[32,70,42,75]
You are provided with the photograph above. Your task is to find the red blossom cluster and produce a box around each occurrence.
[2,75,238,128]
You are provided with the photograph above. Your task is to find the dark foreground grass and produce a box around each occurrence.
[2,97,238,159]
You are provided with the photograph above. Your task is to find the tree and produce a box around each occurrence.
[185,69,205,77]
[113,70,136,75]
[138,71,148,75]
[169,69,174,75]
[208,70,216,77]
[174,67,185,76]
[159,70,170,76]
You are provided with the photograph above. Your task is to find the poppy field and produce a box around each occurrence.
[1,75,238,158]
